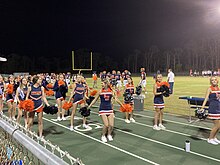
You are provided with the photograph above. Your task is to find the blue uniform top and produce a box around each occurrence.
[115,74,121,81]
[0,82,4,95]
[208,86,220,115]
[73,82,85,103]
[99,88,113,115]
[29,85,43,111]
[154,82,164,107]
[53,80,68,99]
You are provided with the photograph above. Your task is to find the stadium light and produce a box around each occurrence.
[0,57,7,62]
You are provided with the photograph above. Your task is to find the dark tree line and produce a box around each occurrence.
[1,38,220,74]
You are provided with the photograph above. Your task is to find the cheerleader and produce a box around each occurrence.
[92,72,98,88]
[116,71,122,91]
[123,77,135,123]
[26,76,50,137]
[140,68,147,93]
[88,79,123,143]
[15,77,28,127]
[201,77,220,145]
[153,74,166,130]
[53,74,68,121]
[68,75,89,130]
[5,75,16,120]
[0,75,5,115]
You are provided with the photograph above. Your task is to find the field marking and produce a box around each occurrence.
[117,110,212,131]
[90,111,207,141]
[43,117,160,165]
[92,104,212,131]
[115,128,220,163]
[83,114,220,164]
[44,115,220,164]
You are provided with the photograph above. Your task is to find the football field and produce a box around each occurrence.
[3,76,220,165]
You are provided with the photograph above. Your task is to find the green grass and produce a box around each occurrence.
[83,76,211,116]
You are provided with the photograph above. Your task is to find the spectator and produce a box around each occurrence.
[167,69,175,94]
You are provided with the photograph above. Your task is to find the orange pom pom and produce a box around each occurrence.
[58,80,65,86]
[45,90,54,96]
[7,84,14,94]
[23,99,35,112]
[78,100,85,105]
[46,83,53,89]
[18,101,24,109]
[120,104,133,112]
[90,90,97,96]
[161,81,170,87]
[62,101,73,110]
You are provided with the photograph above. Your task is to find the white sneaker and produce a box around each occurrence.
[130,118,136,123]
[213,138,220,144]
[83,124,89,129]
[12,117,16,121]
[125,119,131,123]
[107,135,113,141]
[57,117,62,121]
[62,117,66,121]
[153,125,161,130]
[70,126,74,131]
[159,124,166,130]
[207,139,218,145]
[101,135,107,143]
[145,92,148,94]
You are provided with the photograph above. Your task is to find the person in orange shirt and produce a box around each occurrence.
[92,72,98,88]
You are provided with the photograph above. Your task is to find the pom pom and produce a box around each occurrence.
[161,81,170,87]
[62,101,73,110]
[78,100,85,105]
[50,105,58,115]
[90,90,97,96]
[43,106,51,114]
[58,80,65,87]
[79,107,90,117]
[18,101,24,109]
[45,90,54,96]
[46,83,53,89]
[43,105,58,115]
[120,103,133,112]
[7,84,14,94]
[23,99,35,112]
[86,96,95,105]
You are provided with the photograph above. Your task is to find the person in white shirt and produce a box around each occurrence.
[167,69,175,94]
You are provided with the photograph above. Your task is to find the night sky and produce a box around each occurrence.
[1,0,220,59]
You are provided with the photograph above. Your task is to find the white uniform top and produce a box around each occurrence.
[167,71,175,83]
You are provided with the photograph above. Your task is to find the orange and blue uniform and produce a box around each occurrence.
[29,86,43,112]
[154,82,164,108]
[73,83,85,104]
[208,86,220,119]
[99,88,113,115]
